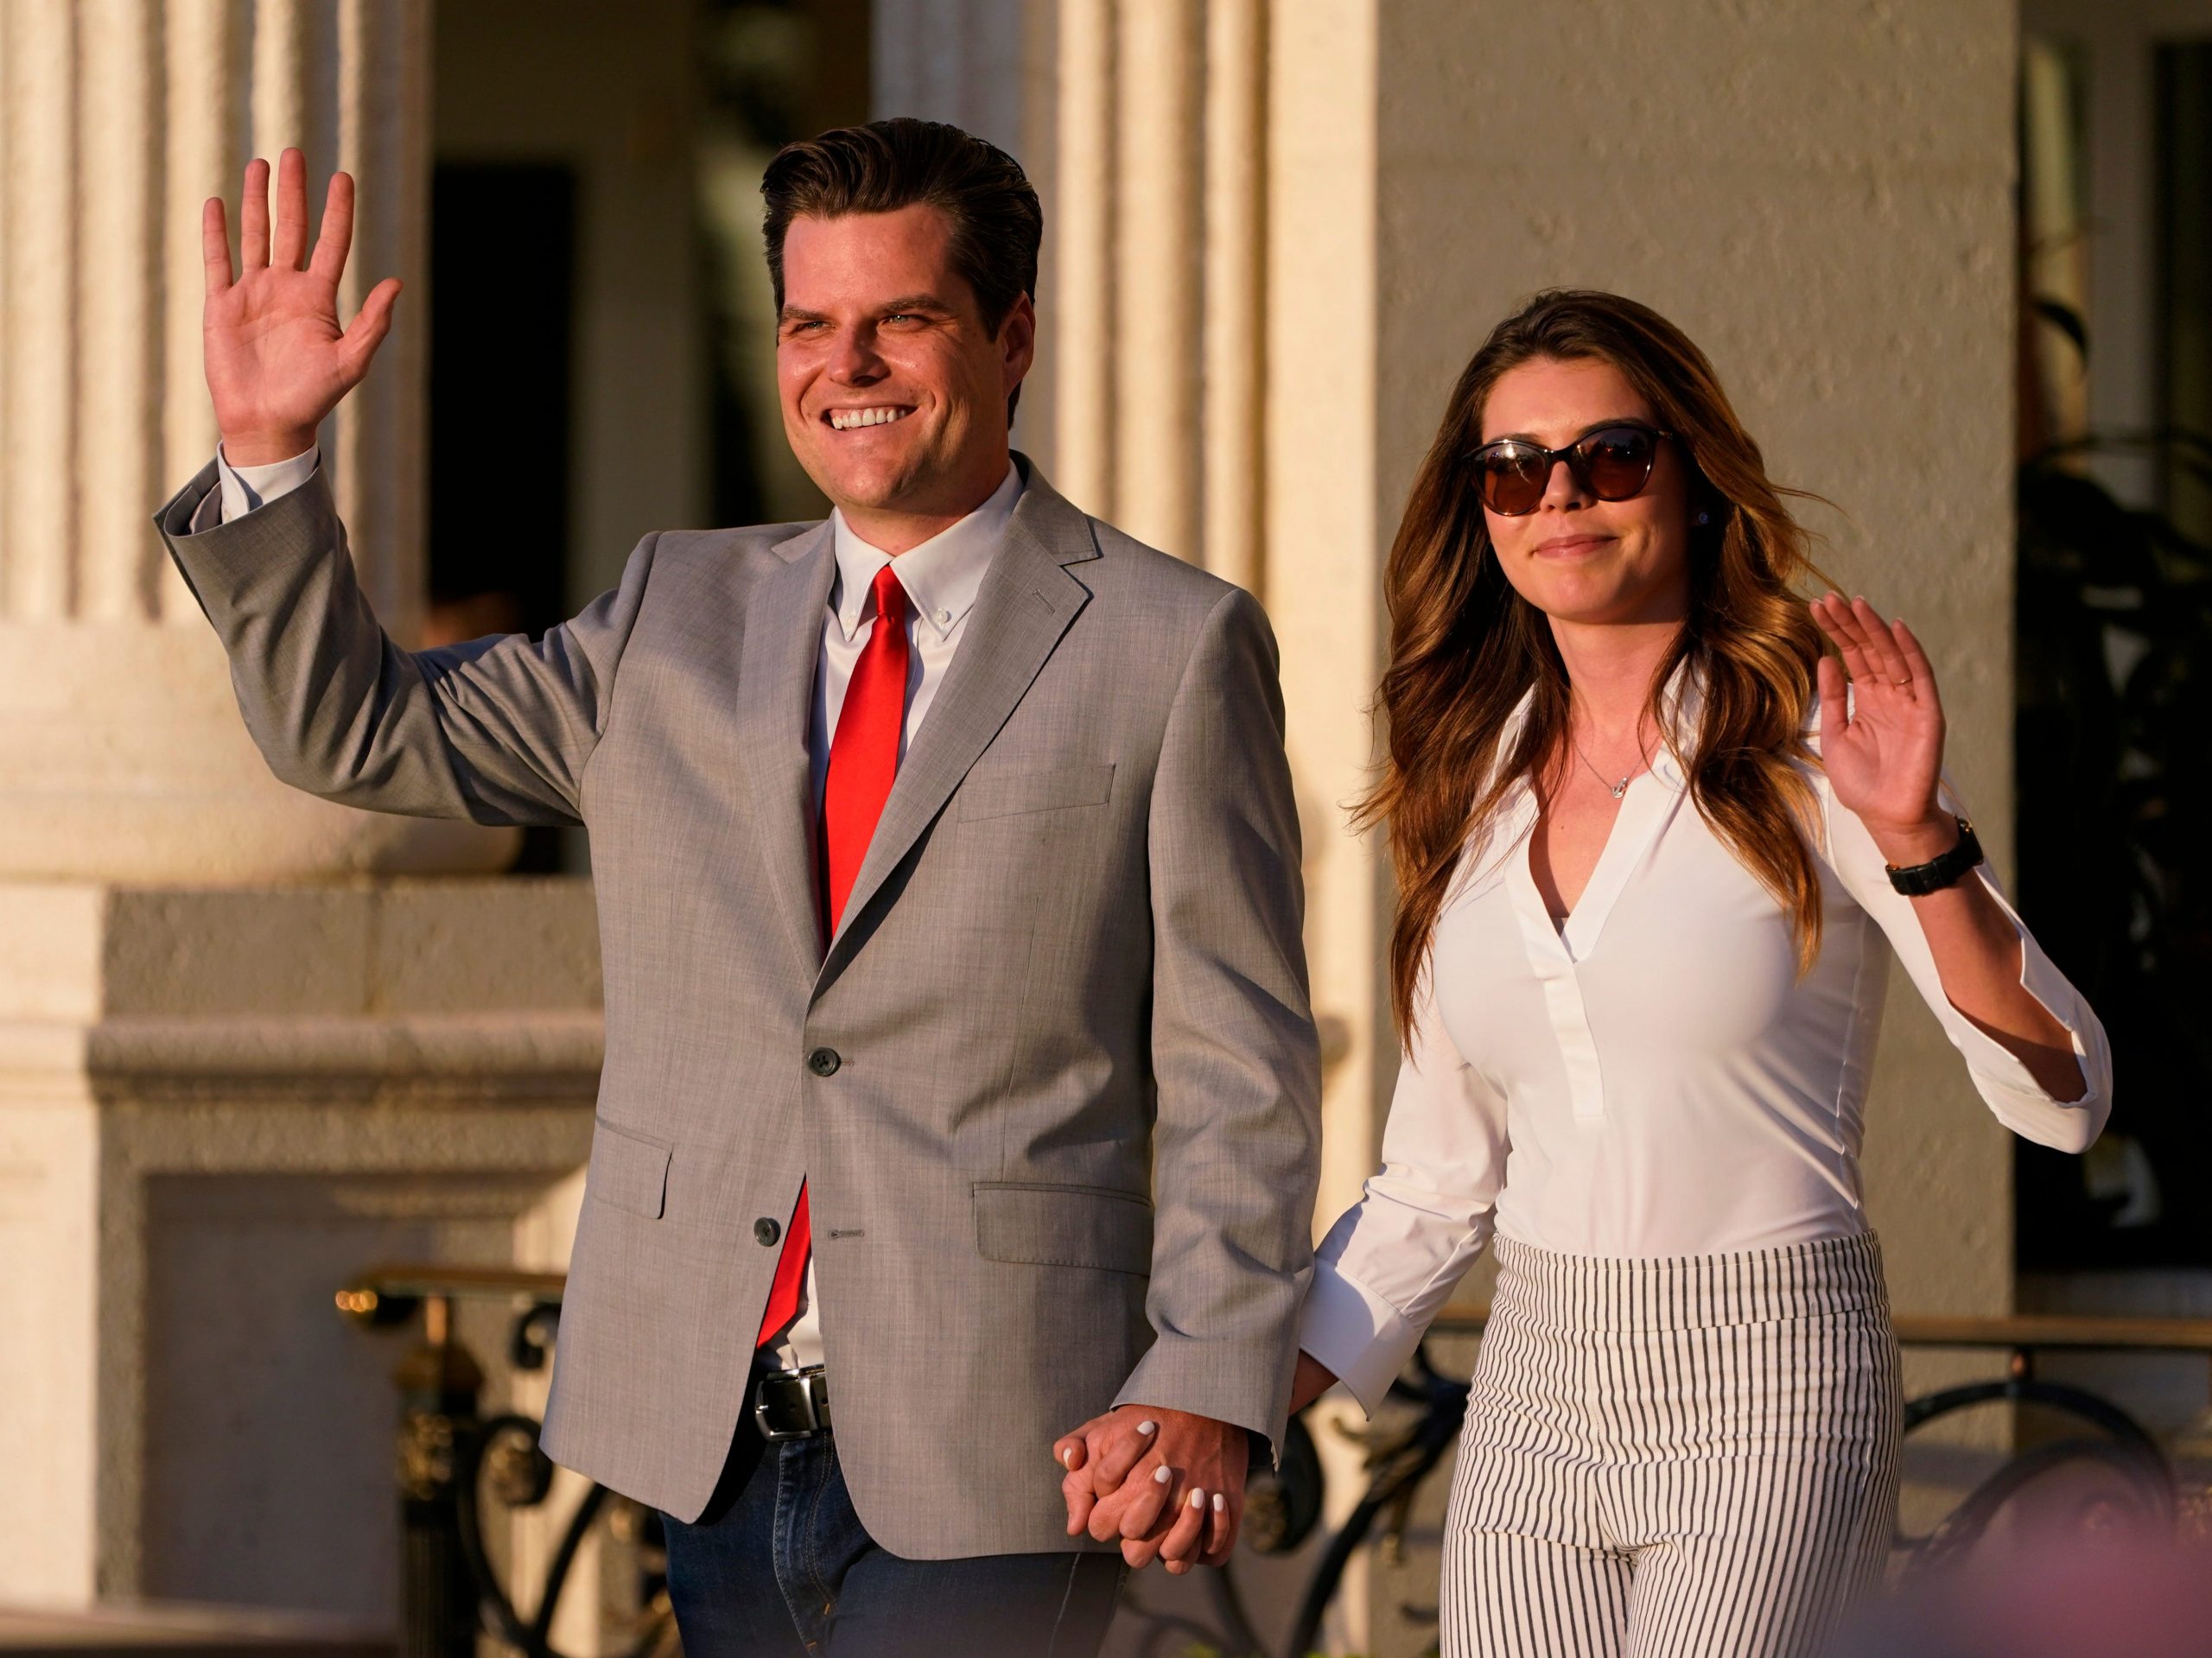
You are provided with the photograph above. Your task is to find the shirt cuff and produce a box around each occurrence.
[1936,868,2107,1130]
[214,441,321,524]
[1299,1260,1421,1418]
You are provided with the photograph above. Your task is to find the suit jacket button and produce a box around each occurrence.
[806,1046,842,1077]
[754,1217,781,1247]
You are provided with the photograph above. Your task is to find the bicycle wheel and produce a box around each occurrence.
[1284,1401,1466,1657]
[1897,1379,2176,1579]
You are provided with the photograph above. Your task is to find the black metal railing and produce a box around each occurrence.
[336,1267,675,1658]
[340,1272,2212,1658]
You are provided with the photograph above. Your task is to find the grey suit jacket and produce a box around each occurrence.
[155,455,1322,1559]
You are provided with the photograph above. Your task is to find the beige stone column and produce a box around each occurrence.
[1200,0,1265,594]
[0,0,505,884]
[878,0,1269,589]
[874,0,1070,485]
[0,0,607,1630]
[1049,0,1116,514]
[1057,0,1268,582]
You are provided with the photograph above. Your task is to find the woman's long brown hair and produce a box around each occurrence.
[1360,289,1833,1047]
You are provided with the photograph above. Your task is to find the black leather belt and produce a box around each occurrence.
[753,1365,832,1441]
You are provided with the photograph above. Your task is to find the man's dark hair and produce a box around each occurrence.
[761,118,1042,422]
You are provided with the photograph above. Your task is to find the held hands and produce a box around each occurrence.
[1808,594,1957,865]
[202,149,400,466]
[1052,1406,1246,1574]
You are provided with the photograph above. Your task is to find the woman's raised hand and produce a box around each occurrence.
[202,149,402,466]
[1809,593,1953,859]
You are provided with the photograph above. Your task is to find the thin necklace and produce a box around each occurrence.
[1569,727,1655,801]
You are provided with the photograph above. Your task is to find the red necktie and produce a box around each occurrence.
[757,562,912,1353]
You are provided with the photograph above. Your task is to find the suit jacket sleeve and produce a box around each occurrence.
[1112,585,1323,1452]
[153,459,654,828]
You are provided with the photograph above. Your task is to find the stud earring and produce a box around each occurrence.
[1694,511,1711,526]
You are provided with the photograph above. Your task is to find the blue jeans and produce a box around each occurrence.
[660,1421,1125,1657]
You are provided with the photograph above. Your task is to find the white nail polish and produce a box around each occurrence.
[1189,1489,1205,1509]
[1136,1420,1157,1436]
[1212,1492,1226,1512]
[1154,1464,1172,1483]
[1062,1449,1075,1469]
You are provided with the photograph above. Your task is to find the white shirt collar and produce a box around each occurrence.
[828,464,1023,644]
[1492,655,1703,802]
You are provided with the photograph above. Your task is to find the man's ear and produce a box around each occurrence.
[1000,292,1038,395]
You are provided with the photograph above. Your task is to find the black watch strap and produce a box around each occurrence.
[1885,816,1984,896]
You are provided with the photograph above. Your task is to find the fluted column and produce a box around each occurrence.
[0,2,600,1625]
[0,0,504,882]
[1200,0,1264,592]
[882,0,1267,590]
[334,0,431,634]
[1109,0,1202,559]
[1050,0,1116,516]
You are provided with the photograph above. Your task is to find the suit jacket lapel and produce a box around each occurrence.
[736,519,837,975]
[823,472,1101,972]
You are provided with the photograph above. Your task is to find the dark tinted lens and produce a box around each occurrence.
[1575,426,1658,500]
[1477,444,1549,515]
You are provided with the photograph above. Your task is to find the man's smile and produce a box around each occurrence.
[825,404,915,431]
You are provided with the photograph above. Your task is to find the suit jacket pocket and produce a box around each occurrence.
[974,1181,1152,1275]
[588,1117,672,1219]
[957,763,1116,823]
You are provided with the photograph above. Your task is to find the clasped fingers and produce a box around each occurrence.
[1159,1488,1235,1574]
[1053,1409,1160,1537]
[1106,1462,1182,1564]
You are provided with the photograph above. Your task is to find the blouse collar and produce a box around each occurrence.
[1493,655,1703,800]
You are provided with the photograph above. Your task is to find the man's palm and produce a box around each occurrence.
[203,149,399,462]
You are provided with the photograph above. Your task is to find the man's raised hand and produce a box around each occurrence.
[202,149,401,467]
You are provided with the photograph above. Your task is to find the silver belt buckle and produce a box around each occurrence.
[753,1365,832,1441]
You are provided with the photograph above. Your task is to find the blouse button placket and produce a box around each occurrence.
[1513,899,1610,1124]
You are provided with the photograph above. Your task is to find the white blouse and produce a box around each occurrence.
[1301,679,2113,1414]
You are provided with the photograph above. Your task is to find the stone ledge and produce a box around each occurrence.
[0,1602,388,1655]
[0,1012,605,1102]
[0,879,602,1023]
[0,622,515,887]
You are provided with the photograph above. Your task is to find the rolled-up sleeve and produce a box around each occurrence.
[1301,977,1509,1415]
[1821,768,2112,1153]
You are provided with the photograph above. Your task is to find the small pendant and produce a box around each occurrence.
[1611,778,1630,799]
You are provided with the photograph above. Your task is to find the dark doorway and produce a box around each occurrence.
[2013,40,2212,1268]
[428,162,579,873]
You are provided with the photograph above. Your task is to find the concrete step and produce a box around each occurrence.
[0,1604,389,1656]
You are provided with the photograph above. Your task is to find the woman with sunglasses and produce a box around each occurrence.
[1286,290,2109,1656]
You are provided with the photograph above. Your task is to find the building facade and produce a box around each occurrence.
[3,1,2177,1652]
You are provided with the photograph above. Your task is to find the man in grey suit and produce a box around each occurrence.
[158,121,1320,1655]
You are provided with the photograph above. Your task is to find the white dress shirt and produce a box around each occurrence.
[771,462,1020,1371]
[218,443,321,520]
[210,446,1026,1375]
[1301,671,2113,1415]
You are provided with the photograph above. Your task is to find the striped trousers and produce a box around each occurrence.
[1441,1233,1902,1658]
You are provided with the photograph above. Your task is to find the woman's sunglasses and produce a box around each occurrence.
[1467,422,1673,517]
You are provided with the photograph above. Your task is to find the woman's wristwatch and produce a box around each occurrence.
[1884,816,1984,896]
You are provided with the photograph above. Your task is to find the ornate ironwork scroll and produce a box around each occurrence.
[338,1267,677,1658]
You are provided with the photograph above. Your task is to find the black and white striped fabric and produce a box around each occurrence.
[1441,1233,1902,1657]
